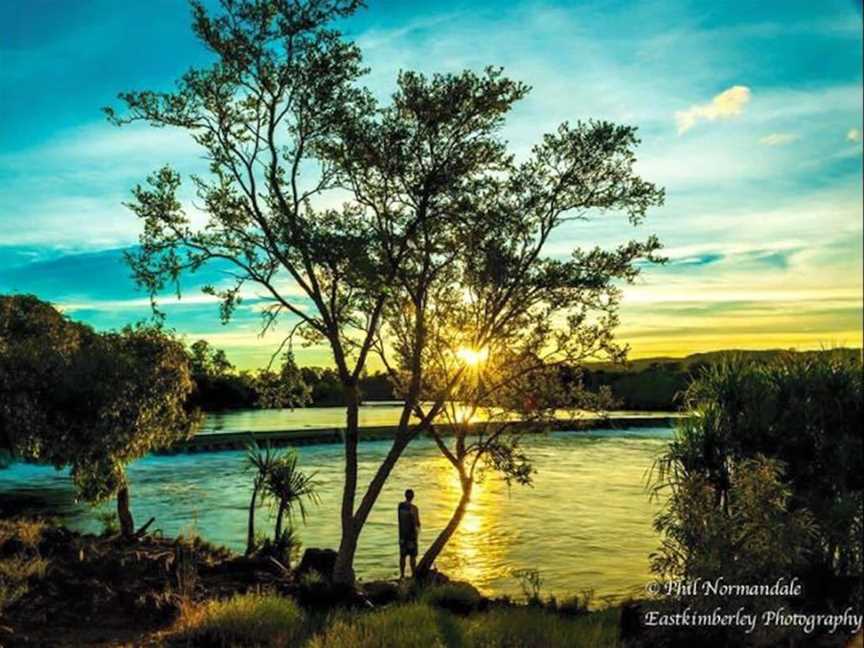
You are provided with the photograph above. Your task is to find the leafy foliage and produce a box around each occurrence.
[650,352,864,637]
[106,0,664,581]
[244,440,319,559]
[652,456,817,582]
[0,295,197,533]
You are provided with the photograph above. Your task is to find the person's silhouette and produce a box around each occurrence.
[398,488,421,578]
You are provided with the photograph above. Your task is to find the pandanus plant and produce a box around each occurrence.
[244,438,319,558]
[244,439,279,556]
[265,451,320,550]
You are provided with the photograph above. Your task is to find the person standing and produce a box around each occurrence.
[398,488,421,578]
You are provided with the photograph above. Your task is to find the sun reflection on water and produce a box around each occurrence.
[424,458,511,593]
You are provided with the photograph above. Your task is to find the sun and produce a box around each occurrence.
[456,346,489,367]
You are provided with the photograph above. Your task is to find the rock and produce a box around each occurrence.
[296,548,337,580]
[362,580,400,606]
[421,568,451,585]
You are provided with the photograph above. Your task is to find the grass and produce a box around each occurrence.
[421,582,484,614]
[169,594,620,648]
[173,592,306,647]
[308,603,455,648]
[0,519,50,613]
[0,518,46,549]
[459,606,620,648]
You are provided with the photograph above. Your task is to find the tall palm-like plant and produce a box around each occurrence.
[264,451,320,550]
[244,438,280,556]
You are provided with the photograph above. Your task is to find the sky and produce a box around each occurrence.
[1,0,862,369]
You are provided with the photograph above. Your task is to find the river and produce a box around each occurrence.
[0,407,674,602]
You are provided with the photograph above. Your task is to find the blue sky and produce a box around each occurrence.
[1,0,862,368]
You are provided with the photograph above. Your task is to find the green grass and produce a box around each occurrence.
[0,518,46,549]
[308,603,455,648]
[0,519,50,613]
[174,592,306,647]
[169,591,619,648]
[459,606,620,648]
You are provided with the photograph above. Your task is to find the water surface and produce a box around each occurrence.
[201,403,676,433]
[0,421,672,601]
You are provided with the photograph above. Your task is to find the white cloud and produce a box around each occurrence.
[759,132,799,146]
[675,85,751,134]
[847,128,861,142]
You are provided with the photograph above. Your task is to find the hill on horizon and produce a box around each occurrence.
[587,347,861,373]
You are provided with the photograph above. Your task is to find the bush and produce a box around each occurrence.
[0,518,46,551]
[173,592,306,647]
[307,603,454,648]
[95,510,120,536]
[0,519,50,613]
[654,353,862,589]
[649,352,863,643]
[421,582,484,614]
[460,606,619,648]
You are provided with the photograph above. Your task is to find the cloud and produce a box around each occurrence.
[848,128,861,142]
[675,85,751,134]
[759,132,799,146]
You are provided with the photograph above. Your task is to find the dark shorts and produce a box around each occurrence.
[399,538,417,557]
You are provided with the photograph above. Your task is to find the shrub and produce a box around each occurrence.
[173,592,305,647]
[0,557,49,612]
[307,603,452,648]
[0,519,50,613]
[649,352,863,643]
[421,582,484,614]
[652,351,862,591]
[511,568,543,605]
[460,606,619,648]
[0,518,46,550]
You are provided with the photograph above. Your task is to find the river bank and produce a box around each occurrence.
[0,518,622,647]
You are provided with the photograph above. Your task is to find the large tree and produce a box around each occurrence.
[0,295,197,538]
[107,0,390,581]
[319,66,532,581]
[107,0,533,583]
[107,0,663,582]
[367,120,665,575]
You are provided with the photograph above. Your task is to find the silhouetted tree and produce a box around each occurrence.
[366,119,665,575]
[106,0,538,582]
[319,66,533,581]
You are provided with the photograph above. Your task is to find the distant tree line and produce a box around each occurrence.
[193,343,860,413]
[188,342,692,412]
[185,339,395,411]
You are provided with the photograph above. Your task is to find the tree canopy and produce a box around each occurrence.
[106,0,664,580]
[0,294,198,537]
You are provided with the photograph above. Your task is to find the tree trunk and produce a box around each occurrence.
[416,478,473,577]
[333,383,361,585]
[117,484,135,539]
[333,416,430,584]
[245,481,259,556]
[274,500,286,545]
[352,434,412,533]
